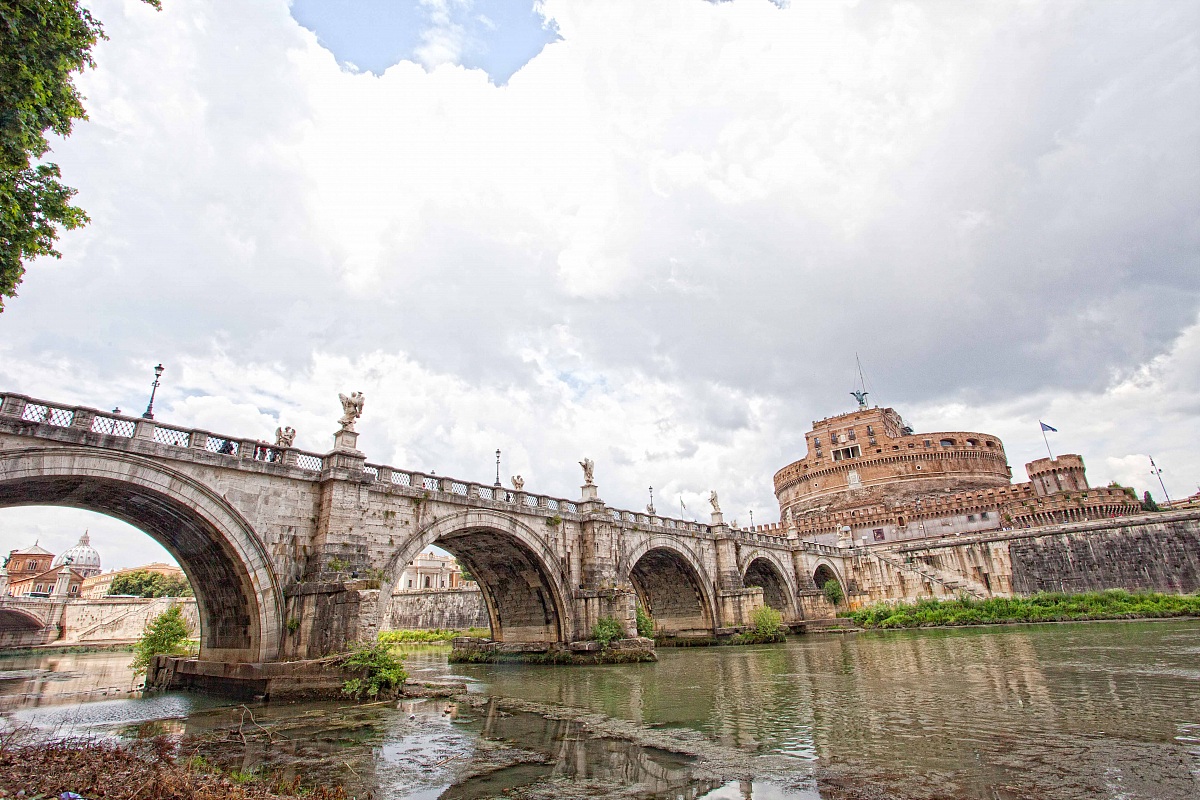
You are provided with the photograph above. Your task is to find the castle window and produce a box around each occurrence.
[866,425,874,436]
[966,439,978,447]
[847,429,856,441]
[940,439,955,447]
[833,445,861,461]
[908,443,915,448]
[924,440,932,448]
[981,512,990,520]
[986,441,996,448]
[968,514,977,522]
[813,437,820,448]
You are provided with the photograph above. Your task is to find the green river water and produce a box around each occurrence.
[2,619,1198,799]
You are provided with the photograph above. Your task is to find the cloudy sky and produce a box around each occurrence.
[2,0,1198,571]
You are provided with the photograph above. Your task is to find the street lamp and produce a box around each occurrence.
[494,449,501,487]
[142,364,164,420]
[1150,456,1172,506]
[749,509,754,530]
[647,486,655,515]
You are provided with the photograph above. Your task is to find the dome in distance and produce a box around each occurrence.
[53,531,102,578]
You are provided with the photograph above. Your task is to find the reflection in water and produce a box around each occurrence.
[1,620,1198,799]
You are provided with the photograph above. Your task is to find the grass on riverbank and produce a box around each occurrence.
[378,627,489,644]
[846,589,1200,629]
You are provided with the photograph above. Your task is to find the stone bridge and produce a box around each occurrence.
[0,392,842,666]
[0,596,68,648]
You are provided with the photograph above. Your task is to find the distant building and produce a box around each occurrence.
[80,562,186,598]
[3,532,103,598]
[52,531,103,578]
[395,551,470,592]
[775,402,1142,547]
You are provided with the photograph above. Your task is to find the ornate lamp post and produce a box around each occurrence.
[142,364,164,420]
[494,449,502,487]
[749,509,755,530]
[647,486,655,516]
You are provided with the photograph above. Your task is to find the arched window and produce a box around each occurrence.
[939,439,955,447]
[423,575,431,588]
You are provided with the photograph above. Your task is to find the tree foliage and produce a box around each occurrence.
[131,604,192,675]
[0,0,159,310]
[822,578,844,606]
[340,641,407,700]
[1141,491,1160,512]
[108,569,193,597]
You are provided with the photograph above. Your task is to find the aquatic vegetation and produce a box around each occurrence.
[730,606,787,644]
[591,615,625,647]
[338,641,408,700]
[848,589,1200,629]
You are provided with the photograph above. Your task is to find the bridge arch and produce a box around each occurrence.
[812,557,846,598]
[739,549,799,620]
[0,447,283,662]
[619,537,717,637]
[381,509,570,643]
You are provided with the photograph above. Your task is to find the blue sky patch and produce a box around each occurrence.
[290,0,560,83]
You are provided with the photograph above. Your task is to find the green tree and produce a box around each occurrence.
[108,569,193,598]
[1142,491,1160,512]
[131,604,192,675]
[0,0,159,310]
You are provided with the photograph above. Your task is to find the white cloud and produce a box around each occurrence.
[1,0,1197,559]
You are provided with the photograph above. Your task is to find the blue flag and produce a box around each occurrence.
[1040,421,1057,432]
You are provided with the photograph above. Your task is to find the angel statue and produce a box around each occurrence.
[338,391,366,431]
[709,490,721,513]
[579,458,595,486]
[850,390,869,409]
[275,426,296,448]
[511,475,525,491]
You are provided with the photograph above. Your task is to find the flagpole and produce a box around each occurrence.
[1041,423,1054,461]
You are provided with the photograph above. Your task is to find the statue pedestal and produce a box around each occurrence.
[581,484,598,501]
[711,511,724,525]
[333,428,360,452]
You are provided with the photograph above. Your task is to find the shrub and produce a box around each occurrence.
[340,641,407,700]
[635,605,654,638]
[822,579,844,606]
[592,615,625,647]
[751,605,783,637]
[131,605,193,676]
[108,569,193,598]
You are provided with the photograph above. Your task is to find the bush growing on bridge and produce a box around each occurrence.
[130,605,193,676]
[592,616,625,647]
[635,605,655,638]
[339,641,407,700]
[822,579,844,606]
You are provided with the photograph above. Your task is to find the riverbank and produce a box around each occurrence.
[846,589,1200,629]
[0,738,351,799]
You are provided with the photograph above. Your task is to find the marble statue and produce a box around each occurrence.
[709,490,721,513]
[275,426,296,448]
[511,475,524,491]
[579,458,595,486]
[338,391,365,431]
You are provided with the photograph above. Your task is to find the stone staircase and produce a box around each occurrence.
[870,550,989,600]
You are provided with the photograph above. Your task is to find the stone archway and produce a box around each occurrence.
[813,561,844,602]
[742,555,798,620]
[0,447,282,662]
[381,510,570,644]
[621,541,716,637]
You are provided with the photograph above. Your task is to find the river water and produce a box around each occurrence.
[2,620,1198,799]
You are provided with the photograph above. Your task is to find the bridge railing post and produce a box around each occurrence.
[134,419,156,441]
[0,395,26,417]
[70,408,96,432]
